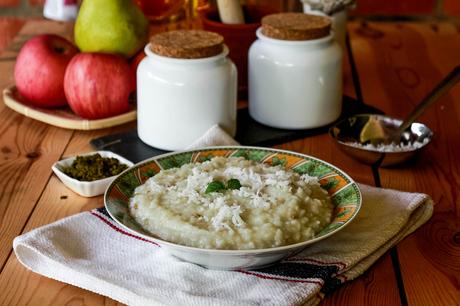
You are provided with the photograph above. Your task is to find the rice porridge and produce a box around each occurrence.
[129,157,333,250]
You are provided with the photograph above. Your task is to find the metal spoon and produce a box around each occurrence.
[360,65,460,145]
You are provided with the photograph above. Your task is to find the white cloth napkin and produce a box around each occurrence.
[13,126,434,306]
[13,186,433,306]
[186,124,240,149]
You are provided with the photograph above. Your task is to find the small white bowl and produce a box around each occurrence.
[52,151,134,197]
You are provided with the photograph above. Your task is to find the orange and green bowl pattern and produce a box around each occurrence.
[104,146,362,270]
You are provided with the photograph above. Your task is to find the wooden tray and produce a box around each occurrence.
[3,85,137,130]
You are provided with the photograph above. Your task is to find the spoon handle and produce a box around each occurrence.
[398,65,460,133]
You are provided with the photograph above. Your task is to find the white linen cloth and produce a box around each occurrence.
[13,125,433,306]
[186,124,239,149]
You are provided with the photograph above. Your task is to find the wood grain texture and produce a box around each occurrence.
[278,138,401,306]
[0,18,24,54]
[444,0,460,16]
[0,126,135,306]
[0,0,20,8]
[274,41,400,305]
[0,18,188,305]
[0,20,76,270]
[321,253,399,306]
[0,112,73,268]
[350,0,436,15]
[0,18,409,306]
[342,41,356,101]
[0,19,398,306]
[348,21,460,305]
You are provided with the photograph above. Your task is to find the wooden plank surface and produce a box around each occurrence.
[278,139,401,305]
[315,24,400,306]
[0,20,127,305]
[0,18,25,54]
[0,127,132,306]
[0,20,76,270]
[2,18,451,306]
[0,18,399,306]
[349,21,460,305]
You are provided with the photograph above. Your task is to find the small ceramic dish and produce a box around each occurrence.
[105,146,362,270]
[52,151,133,197]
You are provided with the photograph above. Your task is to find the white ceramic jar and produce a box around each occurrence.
[249,27,343,129]
[137,44,237,151]
[302,2,350,50]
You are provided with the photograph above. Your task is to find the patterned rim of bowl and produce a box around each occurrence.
[104,146,362,254]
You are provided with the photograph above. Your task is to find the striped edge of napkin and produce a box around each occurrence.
[13,184,433,306]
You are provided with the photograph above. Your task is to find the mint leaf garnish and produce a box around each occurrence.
[227,178,241,190]
[205,180,226,194]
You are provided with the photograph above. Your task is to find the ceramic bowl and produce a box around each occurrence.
[105,146,361,270]
[52,151,133,197]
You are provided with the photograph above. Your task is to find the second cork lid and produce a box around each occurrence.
[150,30,225,59]
[261,13,331,41]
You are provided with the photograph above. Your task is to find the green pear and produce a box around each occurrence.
[75,0,149,58]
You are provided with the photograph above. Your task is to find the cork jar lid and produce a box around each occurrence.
[261,13,331,41]
[150,30,225,59]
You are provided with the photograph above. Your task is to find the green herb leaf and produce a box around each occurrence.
[205,180,226,194]
[227,178,241,190]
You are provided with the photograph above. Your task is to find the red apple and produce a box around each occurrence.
[64,53,133,119]
[14,34,78,107]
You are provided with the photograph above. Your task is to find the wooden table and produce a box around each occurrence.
[0,19,459,305]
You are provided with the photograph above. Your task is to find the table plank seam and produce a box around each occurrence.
[374,162,408,306]
[347,27,409,306]
[346,32,364,105]
[390,248,409,306]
